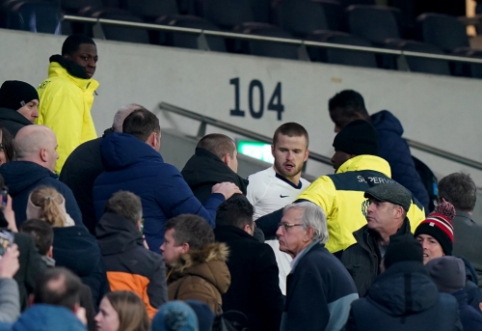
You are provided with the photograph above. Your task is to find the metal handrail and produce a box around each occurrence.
[64,15,482,64]
[157,102,332,165]
[158,102,482,171]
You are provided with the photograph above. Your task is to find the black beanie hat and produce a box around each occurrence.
[0,81,39,111]
[384,235,423,270]
[333,119,379,155]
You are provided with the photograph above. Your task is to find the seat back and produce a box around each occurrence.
[417,13,469,53]
[400,40,451,75]
[124,0,178,20]
[277,0,328,38]
[90,8,150,43]
[203,0,254,29]
[1,0,62,33]
[347,5,400,45]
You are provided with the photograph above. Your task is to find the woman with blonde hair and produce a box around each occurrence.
[27,185,75,227]
[26,185,110,309]
[96,291,150,331]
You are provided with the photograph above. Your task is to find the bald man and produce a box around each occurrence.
[0,125,82,227]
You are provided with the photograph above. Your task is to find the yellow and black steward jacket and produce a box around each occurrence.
[298,155,425,254]
[96,212,168,318]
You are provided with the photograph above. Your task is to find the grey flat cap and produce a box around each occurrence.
[364,183,412,212]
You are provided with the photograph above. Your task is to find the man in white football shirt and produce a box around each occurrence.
[247,122,310,295]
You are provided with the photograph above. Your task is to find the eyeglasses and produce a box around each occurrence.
[278,222,303,231]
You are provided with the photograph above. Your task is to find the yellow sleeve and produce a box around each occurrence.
[297,176,337,219]
[37,85,84,175]
[407,202,425,232]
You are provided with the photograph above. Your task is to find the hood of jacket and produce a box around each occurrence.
[367,261,439,316]
[170,243,231,295]
[13,304,86,331]
[181,148,249,194]
[0,161,57,196]
[100,133,163,171]
[0,107,32,125]
[96,212,143,255]
[336,154,391,178]
[371,110,404,137]
[48,56,99,92]
[53,226,100,277]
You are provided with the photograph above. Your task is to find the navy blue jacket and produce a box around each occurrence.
[0,161,82,227]
[281,242,358,331]
[371,110,429,211]
[346,261,462,331]
[93,133,225,253]
[452,290,482,331]
[53,226,110,307]
[11,304,86,331]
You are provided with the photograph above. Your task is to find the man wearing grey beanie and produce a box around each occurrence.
[427,256,482,331]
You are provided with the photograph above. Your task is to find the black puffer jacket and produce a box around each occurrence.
[346,261,462,331]
[0,107,31,137]
[181,148,249,204]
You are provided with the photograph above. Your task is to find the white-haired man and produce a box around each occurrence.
[277,202,358,331]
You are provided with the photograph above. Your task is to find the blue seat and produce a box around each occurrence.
[156,15,226,52]
[203,0,254,30]
[234,22,299,60]
[395,40,451,76]
[0,0,62,34]
[87,8,150,43]
[347,5,401,46]
[315,0,343,31]
[308,30,377,68]
[124,0,178,21]
[416,13,470,53]
[276,0,328,38]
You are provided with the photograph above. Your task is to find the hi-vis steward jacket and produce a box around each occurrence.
[37,61,98,174]
[297,155,425,254]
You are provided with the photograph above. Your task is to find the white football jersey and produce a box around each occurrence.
[247,166,311,295]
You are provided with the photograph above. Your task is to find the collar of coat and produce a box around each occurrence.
[353,217,412,251]
[336,154,391,178]
[48,56,100,92]
[169,242,229,274]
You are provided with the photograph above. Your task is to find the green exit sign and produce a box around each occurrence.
[237,141,274,164]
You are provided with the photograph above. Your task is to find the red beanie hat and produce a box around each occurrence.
[414,201,455,255]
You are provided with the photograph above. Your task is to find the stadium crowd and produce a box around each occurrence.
[0,33,481,331]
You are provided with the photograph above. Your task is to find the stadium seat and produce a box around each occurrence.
[416,13,470,54]
[250,0,271,24]
[86,8,150,43]
[124,0,178,21]
[466,50,482,79]
[276,0,328,38]
[393,40,451,76]
[314,0,343,31]
[156,15,226,52]
[203,0,254,30]
[0,0,62,34]
[307,30,377,68]
[234,22,299,60]
[56,0,103,13]
[346,5,401,46]
[340,0,375,6]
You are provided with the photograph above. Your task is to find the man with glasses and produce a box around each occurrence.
[341,183,416,297]
[277,202,358,331]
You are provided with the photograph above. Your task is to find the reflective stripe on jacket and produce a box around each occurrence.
[297,155,425,253]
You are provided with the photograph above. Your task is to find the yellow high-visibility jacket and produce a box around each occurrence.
[36,62,99,174]
[297,155,425,253]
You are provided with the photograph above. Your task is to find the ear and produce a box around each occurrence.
[304,226,315,242]
[28,294,35,307]
[39,148,48,163]
[180,242,190,254]
[146,132,157,148]
[303,149,310,162]
[47,246,53,258]
[242,224,252,235]
[221,153,230,166]
[271,144,275,157]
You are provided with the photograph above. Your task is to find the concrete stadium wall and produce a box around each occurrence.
[0,29,481,189]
